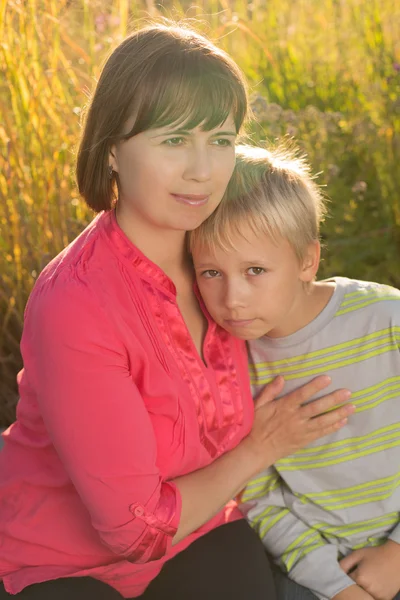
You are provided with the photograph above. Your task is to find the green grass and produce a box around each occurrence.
[0,0,399,424]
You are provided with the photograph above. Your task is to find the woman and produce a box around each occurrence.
[0,23,353,600]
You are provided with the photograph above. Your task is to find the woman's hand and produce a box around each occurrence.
[172,375,353,545]
[243,375,354,474]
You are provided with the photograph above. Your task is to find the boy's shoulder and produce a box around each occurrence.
[334,277,400,320]
[336,276,400,297]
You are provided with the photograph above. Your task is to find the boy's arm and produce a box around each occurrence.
[332,585,374,600]
[338,540,400,600]
[334,295,400,600]
[240,467,355,600]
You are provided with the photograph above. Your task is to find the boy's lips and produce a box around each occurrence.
[172,193,210,206]
[224,318,255,328]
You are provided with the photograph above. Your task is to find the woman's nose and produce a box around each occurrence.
[183,147,212,182]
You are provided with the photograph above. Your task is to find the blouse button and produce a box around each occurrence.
[134,506,144,517]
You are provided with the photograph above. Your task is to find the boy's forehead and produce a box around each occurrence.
[192,224,290,268]
[193,232,270,264]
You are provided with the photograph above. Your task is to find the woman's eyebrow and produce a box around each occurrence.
[150,129,237,138]
[209,131,237,136]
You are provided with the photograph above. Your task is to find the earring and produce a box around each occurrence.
[108,165,114,179]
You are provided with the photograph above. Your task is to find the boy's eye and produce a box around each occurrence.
[201,270,221,278]
[163,137,185,146]
[247,267,265,276]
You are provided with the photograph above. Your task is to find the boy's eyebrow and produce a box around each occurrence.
[193,262,219,268]
[150,129,237,138]
[195,260,270,269]
[241,259,269,265]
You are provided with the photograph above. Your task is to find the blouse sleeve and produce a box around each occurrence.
[21,271,182,564]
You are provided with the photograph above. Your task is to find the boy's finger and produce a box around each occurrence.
[339,550,362,574]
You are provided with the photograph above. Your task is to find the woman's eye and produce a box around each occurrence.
[247,267,265,276]
[212,138,233,147]
[163,137,185,146]
[201,270,220,278]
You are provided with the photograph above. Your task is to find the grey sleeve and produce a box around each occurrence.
[240,467,355,599]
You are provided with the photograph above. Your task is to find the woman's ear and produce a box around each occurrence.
[109,146,118,173]
[300,241,321,283]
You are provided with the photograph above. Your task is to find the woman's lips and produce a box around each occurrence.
[172,193,210,206]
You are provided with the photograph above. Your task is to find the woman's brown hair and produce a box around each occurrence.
[77,23,248,212]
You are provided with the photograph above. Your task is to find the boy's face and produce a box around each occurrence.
[193,224,319,340]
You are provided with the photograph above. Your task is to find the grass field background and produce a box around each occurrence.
[0,0,399,424]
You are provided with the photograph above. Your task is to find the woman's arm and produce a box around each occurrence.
[172,376,353,544]
[25,276,182,564]
[27,275,353,560]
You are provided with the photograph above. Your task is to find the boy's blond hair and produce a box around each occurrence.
[190,143,327,262]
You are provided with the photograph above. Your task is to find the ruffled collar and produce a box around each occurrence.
[100,210,177,297]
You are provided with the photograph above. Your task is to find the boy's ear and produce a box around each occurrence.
[300,241,320,282]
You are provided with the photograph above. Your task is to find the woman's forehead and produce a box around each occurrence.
[149,113,237,134]
[122,110,237,138]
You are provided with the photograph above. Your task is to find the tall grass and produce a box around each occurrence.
[0,0,399,424]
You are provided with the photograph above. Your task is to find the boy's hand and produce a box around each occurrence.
[339,541,400,600]
[332,584,374,600]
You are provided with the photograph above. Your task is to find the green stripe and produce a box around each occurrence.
[306,470,400,500]
[279,423,400,458]
[339,291,400,307]
[278,430,400,462]
[278,514,399,572]
[252,505,281,526]
[317,513,398,537]
[278,439,400,470]
[250,342,396,384]
[284,531,324,571]
[352,537,386,550]
[340,287,400,304]
[355,387,400,413]
[244,473,279,489]
[241,478,280,502]
[294,473,400,510]
[340,290,377,304]
[336,296,400,316]
[292,539,327,568]
[283,526,318,555]
[250,337,398,383]
[259,509,290,538]
[249,327,399,373]
[299,488,399,511]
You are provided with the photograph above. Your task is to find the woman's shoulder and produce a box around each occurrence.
[25,213,119,323]
[35,212,105,283]
[20,214,133,363]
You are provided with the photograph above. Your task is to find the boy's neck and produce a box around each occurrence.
[305,279,337,325]
[267,280,336,339]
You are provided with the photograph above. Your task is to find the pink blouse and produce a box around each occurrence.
[0,211,254,598]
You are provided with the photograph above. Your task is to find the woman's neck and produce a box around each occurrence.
[115,205,189,277]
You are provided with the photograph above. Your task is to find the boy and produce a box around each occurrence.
[190,145,400,600]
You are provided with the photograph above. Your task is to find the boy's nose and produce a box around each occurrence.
[223,283,247,311]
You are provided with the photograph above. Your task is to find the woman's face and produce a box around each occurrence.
[110,114,237,234]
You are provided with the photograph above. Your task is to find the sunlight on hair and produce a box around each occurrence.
[189,142,328,262]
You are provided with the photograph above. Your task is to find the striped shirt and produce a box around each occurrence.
[241,277,400,600]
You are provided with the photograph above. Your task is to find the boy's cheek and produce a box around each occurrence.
[199,291,221,321]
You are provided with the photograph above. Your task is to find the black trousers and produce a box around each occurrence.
[0,520,276,600]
